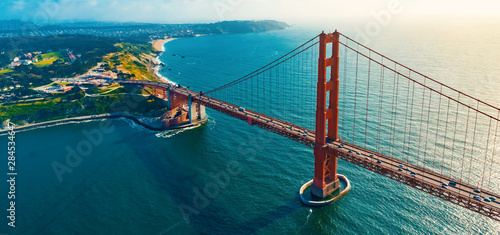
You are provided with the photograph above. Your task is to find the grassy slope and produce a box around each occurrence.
[1,41,165,127]
[34,58,58,67]
[111,43,160,81]
[38,51,63,60]
[0,69,13,74]
[33,51,63,67]
[0,91,166,125]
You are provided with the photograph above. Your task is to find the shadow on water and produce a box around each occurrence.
[30,140,131,235]
[129,126,305,234]
[231,196,303,234]
[22,121,304,234]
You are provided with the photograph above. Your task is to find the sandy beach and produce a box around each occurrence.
[152,38,176,52]
[151,38,177,84]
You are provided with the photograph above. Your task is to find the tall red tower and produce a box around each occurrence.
[311,31,341,199]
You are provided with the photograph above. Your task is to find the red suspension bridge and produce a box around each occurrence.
[122,31,500,221]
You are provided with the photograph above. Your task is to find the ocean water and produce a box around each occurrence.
[1,21,500,234]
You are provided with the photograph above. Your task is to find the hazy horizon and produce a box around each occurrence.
[0,0,499,25]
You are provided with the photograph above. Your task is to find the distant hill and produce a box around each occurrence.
[0,20,289,43]
[192,20,289,34]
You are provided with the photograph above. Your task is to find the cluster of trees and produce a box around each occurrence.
[1,92,166,125]
[0,35,117,61]
[0,53,10,67]
[0,35,119,88]
[57,86,85,100]
[191,20,289,35]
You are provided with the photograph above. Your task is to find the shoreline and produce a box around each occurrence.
[1,38,193,136]
[152,38,176,52]
[0,112,206,136]
[1,38,197,136]
[152,38,177,84]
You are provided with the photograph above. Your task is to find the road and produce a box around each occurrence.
[120,80,500,221]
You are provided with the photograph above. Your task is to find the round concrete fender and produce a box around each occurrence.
[299,174,351,206]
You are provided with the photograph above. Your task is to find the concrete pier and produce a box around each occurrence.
[188,94,207,123]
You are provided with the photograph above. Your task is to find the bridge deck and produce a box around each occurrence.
[122,80,500,221]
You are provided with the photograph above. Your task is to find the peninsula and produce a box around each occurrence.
[0,20,289,131]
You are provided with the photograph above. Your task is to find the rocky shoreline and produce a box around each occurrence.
[152,38,177,84]
[0,112,201,135]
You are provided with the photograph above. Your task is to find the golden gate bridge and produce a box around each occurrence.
[121,31,500,221]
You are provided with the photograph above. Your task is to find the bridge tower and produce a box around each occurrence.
[311,31,341,199]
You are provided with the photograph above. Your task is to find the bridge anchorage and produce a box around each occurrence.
[149,84,207,128]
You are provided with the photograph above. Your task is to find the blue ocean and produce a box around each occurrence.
[1,20,499,234]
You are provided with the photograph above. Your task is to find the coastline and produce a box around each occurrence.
[152,38,177,84]
[152,38,176,52]
[1,38,188,136]
[0,113,165,135]
[0,112,206,136]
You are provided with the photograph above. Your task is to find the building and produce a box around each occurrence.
[67,50,76,63]
[58,86,73,92]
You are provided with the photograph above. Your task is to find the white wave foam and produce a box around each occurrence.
[0,118,110,135]
[155,40,177,85]
[209,118,216,131]
[119,118,157,133]
[155,123,202,138]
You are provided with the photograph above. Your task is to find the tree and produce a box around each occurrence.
[53,59,64,65]
[86,84,99,94]
[68,86,85,100]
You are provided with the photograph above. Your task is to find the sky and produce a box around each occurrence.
[0,0,499,24]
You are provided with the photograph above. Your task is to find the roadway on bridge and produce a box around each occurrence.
[120,80,500,221]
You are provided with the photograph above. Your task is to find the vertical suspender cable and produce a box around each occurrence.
[433,86,443,170]
[460,108,471,183]
[441,98,451,177]
[450,94,461,179]
[406,72,416,164]
[364,51,371,148]
[376,59,385,152]
[352,44,359,144]
[390,67,400,158]
[422,88,433,170]
[481,118,492,189]
[468,102,479,185]
[488,111,499,189]
[417,79,427,168]
[402,72,412,163]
